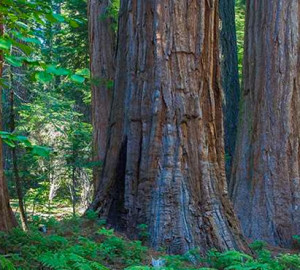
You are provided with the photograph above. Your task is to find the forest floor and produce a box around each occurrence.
[2,202,300,269]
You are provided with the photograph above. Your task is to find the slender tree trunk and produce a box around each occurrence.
[90,0,249,255]
[230,0,300,247]
[0,21,17,232]
[9,83,28,231]
[88,0,116,191]
[71,165,76,217]
[219,0,240,181]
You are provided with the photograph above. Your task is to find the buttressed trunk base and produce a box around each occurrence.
[91,0,248,254]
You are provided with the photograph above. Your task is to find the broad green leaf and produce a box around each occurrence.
[22,37,41,45]
[16,136,32,147]
[3,139,15,148]
[32,145,51,157]
[12,40,34,55]
[5,55,23,67]
[15,21,29,29]
[52,13,65,22]
[69,19,79,28]
[35,71,53,83]
[71,74,85,83]
[76,68,90,77]
[0,38,12,50]
[45,12,64,23]
[46,65,70,76]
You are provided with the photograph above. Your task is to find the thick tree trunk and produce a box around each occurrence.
[219,0,240,181]
[230,0,300,247]
[88,0,116,191]
[90,0,248,254]
[0,22,17,232]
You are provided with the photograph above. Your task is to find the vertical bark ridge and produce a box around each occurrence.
[230,0,300,246]
[88,0,116,191]
[91,0,248,254]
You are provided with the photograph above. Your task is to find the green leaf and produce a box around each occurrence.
[5,55,23,67]
[32,146,51,157]
[15,136,32,147]
[46,65,70,76]
[3,139,15,148]
[35,71,53,83]
[15,21,29,29]
[22,37,41,45]
[52,13,65,22]
[0,38,12,50]
[45,12,65,23]
[76,68,90,77]
[71,74,85,83]
[69,19,79,28]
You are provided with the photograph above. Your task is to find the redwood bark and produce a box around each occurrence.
[230,0,300,246]
[219,0,240,181]
[91,0,248,254]
[88,0,116,191]
[0,21,17,232]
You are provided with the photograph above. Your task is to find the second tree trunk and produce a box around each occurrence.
[230,0,300,246]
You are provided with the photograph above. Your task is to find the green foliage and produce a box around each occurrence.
[1,217,300,270]
[102,0,120,32]
[85,210,98,221]
[38,251,109,270]
[0,256,16,270]
[137,224,150,243]
[235,0,246,81]
[97,227,148,265]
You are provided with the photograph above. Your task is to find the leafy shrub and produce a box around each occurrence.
[85,210,98,221]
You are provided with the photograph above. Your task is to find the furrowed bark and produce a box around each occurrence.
[230,0,300,247]
[88,0,116,191]
[219,0,240,181]
[91,0,248,254]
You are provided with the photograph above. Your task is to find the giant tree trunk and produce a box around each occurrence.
[219,0,240,181]
[230,0,300,247]
[90,0,248,255]
[88,0,116,191]
[0,21,17,232]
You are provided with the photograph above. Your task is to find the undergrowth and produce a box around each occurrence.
[0,214,300,270]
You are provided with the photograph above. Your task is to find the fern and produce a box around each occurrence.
[0,256,16,270]
[38,250,108,270]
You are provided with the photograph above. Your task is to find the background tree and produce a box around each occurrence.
[90,0,249,255]
[219,0,241,180]
[230,0,300,247]
[0,20,17,232]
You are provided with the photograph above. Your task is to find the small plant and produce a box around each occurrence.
[250,240,267,251]
[137,224,150,243]
[85,209,98,221]
[293,235,300,249]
